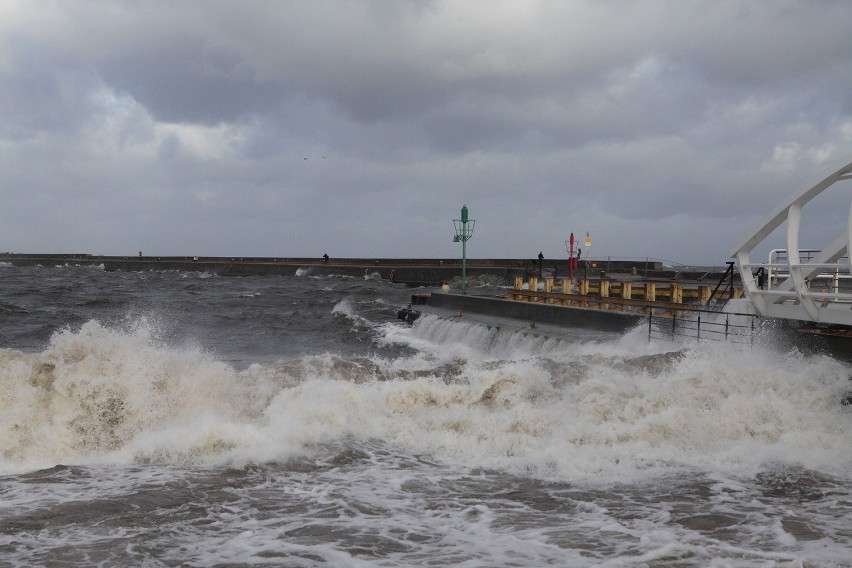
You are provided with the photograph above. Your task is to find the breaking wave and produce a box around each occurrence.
[1,317,851,483]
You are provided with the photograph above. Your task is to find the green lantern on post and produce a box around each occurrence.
[453,204,476,294]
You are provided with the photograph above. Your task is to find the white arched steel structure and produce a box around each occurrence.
[731,158,852,325]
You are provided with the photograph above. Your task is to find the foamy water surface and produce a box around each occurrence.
[0,265,850,566]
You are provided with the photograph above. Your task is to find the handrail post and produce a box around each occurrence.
[648,306,652,342]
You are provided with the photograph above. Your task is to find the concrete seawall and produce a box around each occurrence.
[423,292,644,332]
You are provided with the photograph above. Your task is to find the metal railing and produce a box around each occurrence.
[648,305,757,345]
[765,249,850,291]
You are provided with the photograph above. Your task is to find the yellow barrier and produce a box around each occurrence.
[508,278,741,308]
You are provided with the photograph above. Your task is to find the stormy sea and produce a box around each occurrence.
[1,263,850,567]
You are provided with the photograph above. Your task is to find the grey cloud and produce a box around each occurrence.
[0,35,99,139]
[1,1,852,263]
[98,38,285,125]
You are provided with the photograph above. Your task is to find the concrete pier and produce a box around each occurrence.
[411,272,748,337]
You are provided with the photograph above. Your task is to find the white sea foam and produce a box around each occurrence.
[331,298,374,330]
[1,317,850,484]
[330,297,358,319]
[178,270,216,279]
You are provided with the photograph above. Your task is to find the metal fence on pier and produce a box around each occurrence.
[648,306,757,345]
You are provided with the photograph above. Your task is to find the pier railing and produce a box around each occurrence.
[647,306,756,345]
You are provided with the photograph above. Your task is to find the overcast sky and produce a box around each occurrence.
[2,1,852,265]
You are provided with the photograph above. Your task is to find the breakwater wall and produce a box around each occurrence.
[0,253,736,287]
[424,292,643,331]
[2,254,531,285]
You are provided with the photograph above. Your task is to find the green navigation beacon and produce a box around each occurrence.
[453,204,476,295]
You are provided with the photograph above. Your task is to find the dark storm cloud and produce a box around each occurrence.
[1,0,852,263]
[98,37,285,125]
[0,33,99,138]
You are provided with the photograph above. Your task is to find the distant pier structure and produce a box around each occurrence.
[0,253,733,288]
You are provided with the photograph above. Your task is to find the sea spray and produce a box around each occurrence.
[1,319,270,470]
